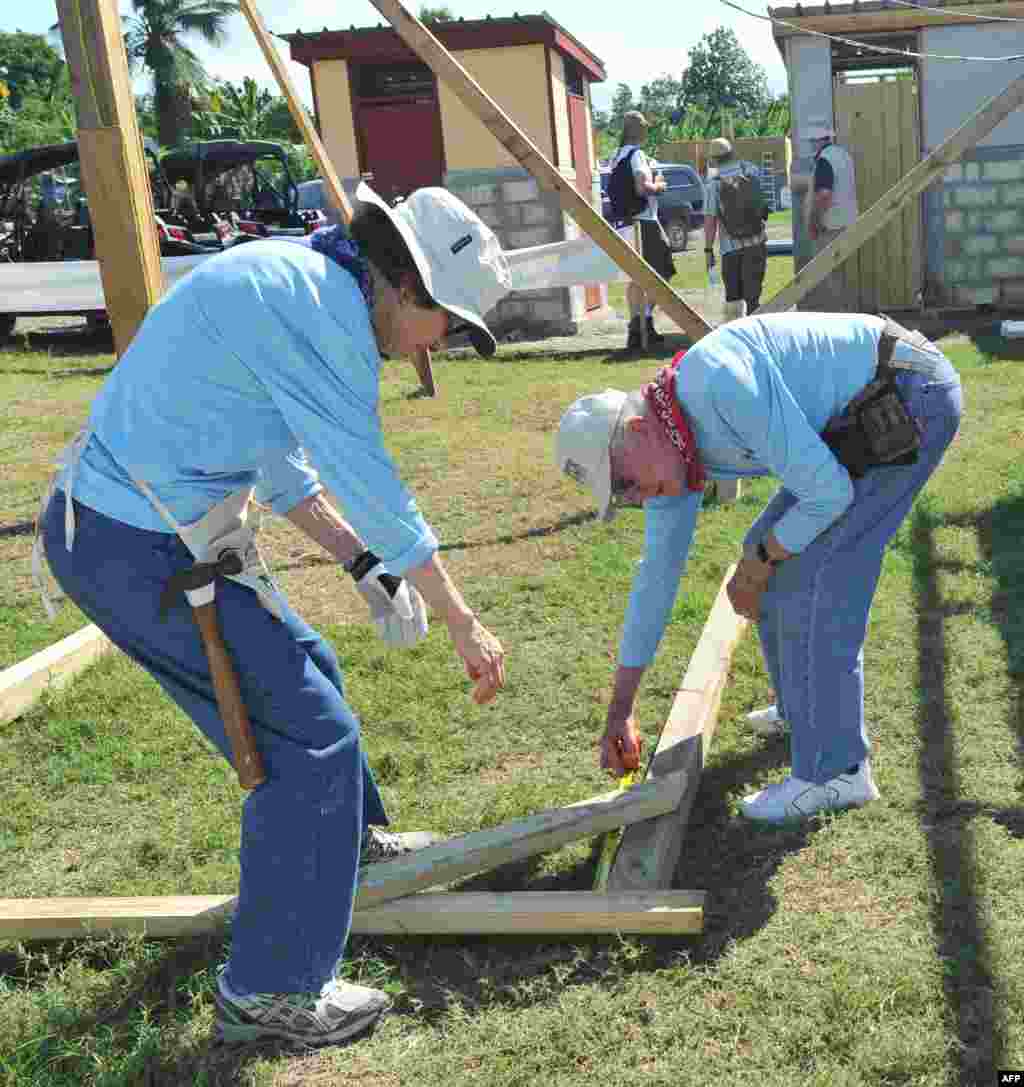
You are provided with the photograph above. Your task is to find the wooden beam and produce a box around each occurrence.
[355,772,687,910]
[363,0,713,343]
[0,625,111,726]
[238,0,435,396]
[761,71,1024,314]
[608,567,748,892]
[55,0,163,356]
[0,890,704,941]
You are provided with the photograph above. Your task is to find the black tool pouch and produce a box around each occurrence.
[821,322,922,478]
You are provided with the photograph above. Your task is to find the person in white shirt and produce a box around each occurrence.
[803,120,860,311]
[610,110,676,352]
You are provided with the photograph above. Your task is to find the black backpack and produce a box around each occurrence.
[607,148,647,222]
[716,167,766,239]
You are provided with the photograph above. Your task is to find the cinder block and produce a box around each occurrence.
[984,160,1024,183]
[498,299,529,318]
[457,183,499,205]
[1001,183,1024,206]
[474,204,504,229]
[521,202,557,227]
[987,256,1024,278]
[944,210,964,232]
[989,210,1020,232]
[952,285,995,306]
[505,227,557,249]
[963,234,998,256]
[503,178,541,203]
[955,186,998,208]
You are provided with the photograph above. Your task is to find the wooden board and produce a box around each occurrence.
[55,0,163,355]
[0,890,704,941]
[608,567,748,892]
[0,625,111,725]
[761,71,1024,314]
[365,0,713,343]
[356,771,686,910]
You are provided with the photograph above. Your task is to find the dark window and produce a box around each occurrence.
[564,59,585,98]
[356,63,435,99]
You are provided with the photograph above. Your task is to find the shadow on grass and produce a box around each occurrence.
[911,499,1024,1086]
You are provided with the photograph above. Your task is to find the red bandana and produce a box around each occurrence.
[642,350,705,493]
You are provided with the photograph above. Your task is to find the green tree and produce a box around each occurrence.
[0,32,63,109]
[122,0,239,148]
[194,76,277,140]
[681,27,770,131]
[419,6,455,23]
[608,83,635,136]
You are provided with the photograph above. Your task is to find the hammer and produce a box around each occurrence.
[161,550,266,790]
[239,0,436,398]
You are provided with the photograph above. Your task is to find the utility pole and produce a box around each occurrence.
[55,0,164,356]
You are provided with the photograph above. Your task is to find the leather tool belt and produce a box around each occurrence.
[821,317,923,479]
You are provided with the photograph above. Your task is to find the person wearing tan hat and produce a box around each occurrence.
[703,137,768,321]
[556,311,962,825]
[609,110,676,351]
[38,182,509,1047]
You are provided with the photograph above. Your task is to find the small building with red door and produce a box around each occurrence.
[284,14,607,341]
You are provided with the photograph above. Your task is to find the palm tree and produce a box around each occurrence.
[194,76,277,141]
[51,1,237,148]
[124,0,238,148]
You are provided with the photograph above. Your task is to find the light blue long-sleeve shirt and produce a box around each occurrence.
[619,312,888,667]
[70,239,438,576]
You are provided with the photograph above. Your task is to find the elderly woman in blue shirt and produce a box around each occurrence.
[556,312,961,824]
[39,184,509,1048]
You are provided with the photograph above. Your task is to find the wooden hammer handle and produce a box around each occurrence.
[192,602,266,790]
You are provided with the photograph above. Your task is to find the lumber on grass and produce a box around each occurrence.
[760,71,1024,314]
[238,0,435,397]
[0,890,704,942]
[55,0,163,355]
[364,0,712,343]
[0,625,111,725]
[355,771,687,910]
[608,567,748,893]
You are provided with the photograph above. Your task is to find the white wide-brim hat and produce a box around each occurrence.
[355,182,511,358]
[556,389,629,522]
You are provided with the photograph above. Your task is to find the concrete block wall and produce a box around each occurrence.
[938,146,1024,306]
[444,166,591,341]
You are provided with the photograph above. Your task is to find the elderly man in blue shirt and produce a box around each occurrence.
[39,184,508,1048]
[557,312,961,824]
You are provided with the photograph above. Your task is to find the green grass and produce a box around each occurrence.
[2,334,1024,1085]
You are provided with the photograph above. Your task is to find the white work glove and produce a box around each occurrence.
[346,550,429,648]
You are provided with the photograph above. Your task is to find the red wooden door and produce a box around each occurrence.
[567,93,601,311]
[358,101,445,202]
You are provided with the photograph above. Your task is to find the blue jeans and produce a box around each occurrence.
[42,492,388,995]
[744,367,963,783]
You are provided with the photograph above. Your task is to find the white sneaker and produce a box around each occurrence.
[746,704,789,736]
[215,966,391,1046]
[739,761,880,824]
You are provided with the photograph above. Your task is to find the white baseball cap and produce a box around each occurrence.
[556,389,629,522]
[355,181,511,357]
[805,120,835,140]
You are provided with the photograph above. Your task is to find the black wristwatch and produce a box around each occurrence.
[757,540,782,567]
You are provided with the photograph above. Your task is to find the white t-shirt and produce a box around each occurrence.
[611,145,658,222]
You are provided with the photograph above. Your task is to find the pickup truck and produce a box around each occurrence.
[599,161,705,252]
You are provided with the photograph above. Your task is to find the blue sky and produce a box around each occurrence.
[2,1,788,114]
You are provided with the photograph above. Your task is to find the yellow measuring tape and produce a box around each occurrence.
[592,769,638,891]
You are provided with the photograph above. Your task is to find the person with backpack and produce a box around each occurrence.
[703,137,769,322]
[607,111,676,352]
